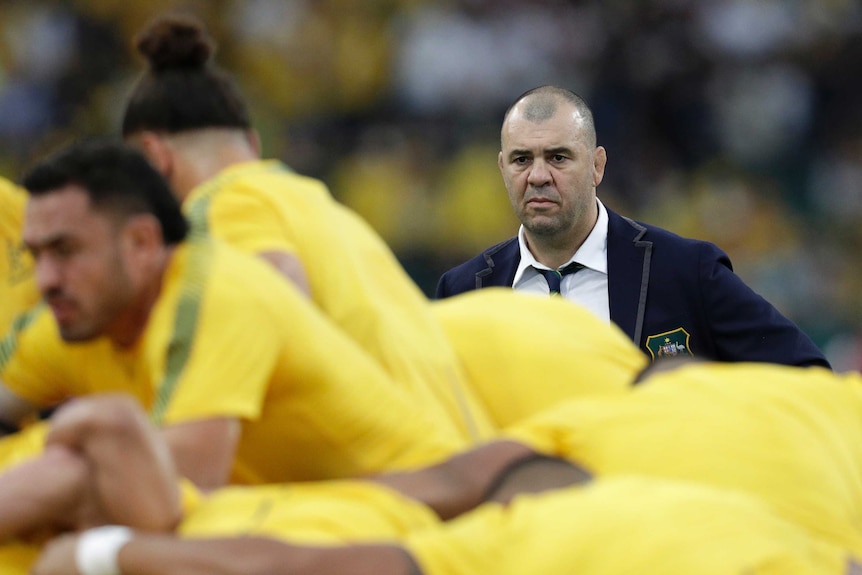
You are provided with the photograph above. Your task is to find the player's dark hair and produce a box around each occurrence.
[23,138,189,245]
[122,13,251,136]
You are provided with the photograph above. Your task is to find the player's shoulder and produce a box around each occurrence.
[242,160,330,196]
[0,176,24,201]
[0,177,26,233]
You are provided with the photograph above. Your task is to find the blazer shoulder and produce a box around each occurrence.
[447,237,519,273]
[436,237,519,298]
[610,209,729,258]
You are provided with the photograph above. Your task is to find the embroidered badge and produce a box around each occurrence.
[645,328,693,361]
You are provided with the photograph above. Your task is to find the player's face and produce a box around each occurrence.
[23,185,137,342]
[498,102,606,241]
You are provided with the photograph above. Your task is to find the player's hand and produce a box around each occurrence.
[30,533,79,575]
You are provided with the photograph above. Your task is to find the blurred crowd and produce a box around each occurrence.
[0,0,861,367]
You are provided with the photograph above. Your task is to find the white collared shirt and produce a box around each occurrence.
[512,198,610,323]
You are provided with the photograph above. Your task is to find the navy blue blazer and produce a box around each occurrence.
[436,208,830,368]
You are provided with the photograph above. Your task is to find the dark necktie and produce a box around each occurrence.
[534,262,585,295]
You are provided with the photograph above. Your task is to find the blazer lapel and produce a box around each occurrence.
[476,238,520,289]
[607,210,652,347]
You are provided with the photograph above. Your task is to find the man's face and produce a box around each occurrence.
[22,185,136,342]
[498,101,606,242]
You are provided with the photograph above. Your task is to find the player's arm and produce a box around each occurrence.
[373,439,592,520]
[257,250,311,297]
[0,443,88,541]
[372,440,538,520]
[46,394,183,531]
[33,532,422,575]
[160,416,241,492]
[0,394,181,541]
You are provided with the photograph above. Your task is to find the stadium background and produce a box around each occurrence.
[0,0,860,368]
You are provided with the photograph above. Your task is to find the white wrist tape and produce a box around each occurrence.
[75,525,134,575]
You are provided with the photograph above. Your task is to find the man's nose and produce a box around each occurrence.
[35,257,61,295]
[527,159,551,186]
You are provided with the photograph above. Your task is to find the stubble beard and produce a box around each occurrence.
[520,203,574,239]
[59,263,136,343]
[57,310,101,342]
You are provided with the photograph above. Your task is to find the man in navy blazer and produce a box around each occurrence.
[435,86,829,368]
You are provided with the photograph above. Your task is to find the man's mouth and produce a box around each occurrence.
[48,298,76,323]
[526,197,556,208]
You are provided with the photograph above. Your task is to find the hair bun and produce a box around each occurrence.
[135,15,215,72]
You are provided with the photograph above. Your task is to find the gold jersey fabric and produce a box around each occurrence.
[183,160,494,442]
[0,237,463,484]
[0,476,849,575]
[0,179,38,337]
[175,471,852,575]
[406,476,849,575]
[0,421,48,470]
[0,542,38,575]
[432,288,646,428]
[179,480,439,545]
[507,362,862,555]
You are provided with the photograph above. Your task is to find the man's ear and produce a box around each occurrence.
[122,214,164,263]
[135,132,175,179]
[246,129,262,157]
[593,146,607,187]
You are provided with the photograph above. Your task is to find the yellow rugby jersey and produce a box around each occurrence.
[179,480,439,545]
[406,476,849,575]
[432,288,646,428]
[507,363,862,556]
[0,541,38,575]
[0,237,463,484]
[0,421,48,470]
[0,179,38,337]
[183,160,494,442]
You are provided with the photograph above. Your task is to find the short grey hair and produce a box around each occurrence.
[502,85,596,148]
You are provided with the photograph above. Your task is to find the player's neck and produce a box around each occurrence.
[171,130,260,200]
[107,246,174,349]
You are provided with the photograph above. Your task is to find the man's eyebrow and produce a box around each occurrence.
[506,146,576,160]
[23,233,70,253]
[545,146,575,156]
[506,148,533,160]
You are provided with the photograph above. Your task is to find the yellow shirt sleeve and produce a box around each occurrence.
[504,363,862,557]
[405,477,847,575]
[0,307,77,407]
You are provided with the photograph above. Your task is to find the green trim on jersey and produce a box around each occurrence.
[185,193,213,239]
[150,238,213,425]
[161,160,293,422]
[0,304,45,373]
